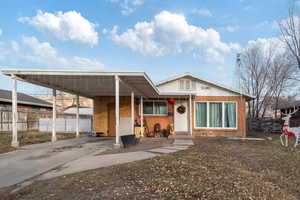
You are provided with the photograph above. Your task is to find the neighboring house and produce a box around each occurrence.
[0,89,52,132]
[1,70,254,140]
[0,89,52,110]
[36,93,93,111]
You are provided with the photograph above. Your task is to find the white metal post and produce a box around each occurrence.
[11,75,19,147]
[115,75,120,146]
[189,94,193,135]
[76,95,80,138]
[140,96,144,137]
[52,89,57,142]
[131,91,135,135]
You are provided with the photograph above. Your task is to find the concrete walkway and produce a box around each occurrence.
[0,137,193,188]
[38,138,194,181]
[0,136,113,188]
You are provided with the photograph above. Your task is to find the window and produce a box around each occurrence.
[209,102,223,128]
[143,101,167,115]
[195,102,207,127]
[195,101,237,128]
[224,102,237,128]
[179,79,196,90]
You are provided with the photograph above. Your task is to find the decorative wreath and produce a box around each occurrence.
[177,105,186,114]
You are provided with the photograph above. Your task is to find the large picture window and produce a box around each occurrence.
[195,101,237,128]
[143,101,167,115]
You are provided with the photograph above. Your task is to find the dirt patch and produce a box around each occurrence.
[96,137,174,155]
[1,133,300,200]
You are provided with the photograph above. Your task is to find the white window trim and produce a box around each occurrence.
[194,101,238,130]
[143,100,168,116]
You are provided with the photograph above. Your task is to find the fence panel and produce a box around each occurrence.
[247,118,283,133]
[0,108,92,133]
[38,118,92,133]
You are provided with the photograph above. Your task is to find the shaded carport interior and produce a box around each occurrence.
[1,69,160,147]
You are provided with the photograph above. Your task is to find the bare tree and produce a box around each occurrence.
[278,4,300,70]
[239,40,297,118]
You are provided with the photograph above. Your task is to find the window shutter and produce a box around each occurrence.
[192,80,196,90]
[179,80,184,90]
[186,80,191,90]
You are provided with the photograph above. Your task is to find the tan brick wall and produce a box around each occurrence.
[192,96,246,137]
[93,96,247,137]
[143,103,174,133]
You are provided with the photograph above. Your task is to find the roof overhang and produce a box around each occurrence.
[1,69,160,98]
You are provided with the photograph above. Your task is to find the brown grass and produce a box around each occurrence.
[1,132,300,200]
[0,131,77,154]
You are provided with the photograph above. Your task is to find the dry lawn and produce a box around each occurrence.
[1,132,300,200]
[0,131,78,154]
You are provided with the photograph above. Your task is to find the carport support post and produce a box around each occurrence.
[189,94,193,135]
[140,96,144,137]
[115,75,120,147]
[52,89,57,143]
[11,75,19,148]
[76,95,80,138]
[131,91,134,134]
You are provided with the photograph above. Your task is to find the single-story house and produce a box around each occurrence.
[0,89,52,110]
[1,70,253,147]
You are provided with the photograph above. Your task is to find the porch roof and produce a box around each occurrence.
[1,69,160,98]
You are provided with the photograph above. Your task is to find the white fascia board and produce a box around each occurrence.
[1,69,160,96]
[1,69,145,76]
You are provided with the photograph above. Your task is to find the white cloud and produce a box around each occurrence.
[109,0,143,15]
[244,37,287,57]
[0,36,104,69]
[255,20,278,30]
[222,25,239,32]
[0,29,2,36]
[110,11,240,63]
[192,9,213,17]
[18,10,99,46]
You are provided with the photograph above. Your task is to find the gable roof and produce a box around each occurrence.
[0,89,52,108]
[156,73,254,100]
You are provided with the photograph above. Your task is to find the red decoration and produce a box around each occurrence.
[168,98,175,104]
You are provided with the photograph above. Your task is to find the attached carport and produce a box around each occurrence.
[1,69,160,147]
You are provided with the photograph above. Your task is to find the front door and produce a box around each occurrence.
[174,101,188,132]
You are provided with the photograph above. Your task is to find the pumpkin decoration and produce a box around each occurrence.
[177,105,186,114]
[168,98,175,104]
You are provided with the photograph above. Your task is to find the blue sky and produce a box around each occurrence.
[0,0,293,94]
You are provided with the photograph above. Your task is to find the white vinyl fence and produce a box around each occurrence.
[39,118,92,133]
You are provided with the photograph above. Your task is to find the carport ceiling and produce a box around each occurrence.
[1,70,159,98]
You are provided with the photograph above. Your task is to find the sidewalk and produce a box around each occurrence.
[38,138,194,181]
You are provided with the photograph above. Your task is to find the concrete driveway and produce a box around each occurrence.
[0,136,114,188]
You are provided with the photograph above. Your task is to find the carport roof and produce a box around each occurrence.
[1,69,160,98]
